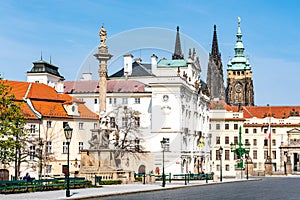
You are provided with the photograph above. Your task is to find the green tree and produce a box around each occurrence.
[0,77,27,178]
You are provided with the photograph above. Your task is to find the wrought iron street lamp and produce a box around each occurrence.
[64,123,73,197]
[219,146,223,182]
[160,138,167,187]
[230,126,250,178]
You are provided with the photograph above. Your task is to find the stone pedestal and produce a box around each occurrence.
[235,168,245,179]
[286,156,292,175]
[247,162,254,176]
[264,157,273,176]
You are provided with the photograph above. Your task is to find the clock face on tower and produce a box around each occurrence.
[235,84,242,93]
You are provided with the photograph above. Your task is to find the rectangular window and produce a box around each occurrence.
[264,151,268,159]
[234,153,237,160]
[234,136,238,144]
[216,165,220,171]
[113,98,117,104]
[94,123,98,129]
[79,122,84,130]
[30,146,36,160]
[122,117,128,127]
[225,124,229,130]
[45,165,52,174]
[272,139,276,146]
[63,142,68,154]
[216,150,220,160]
[272,150,276,159]
[134,98,141,104]
[245,128,249,134]
[46,141,52,154]
[109,98,112,104]
[225,136,229,144]
[209,124,211,130]
[225,164,230,171]
[110,117,116,128]
[253,128,257,134]
[264,139,268,146]
[47,121,52,128]
[79,142,83,153]
[253,139,257,146]
[272,129,276,134]
[225,150,230,160]
[135,117,140,127]
[216,136,220,144]
[234,124,238,130]
[30,124,36,133]
[216,124,220,130]
[122,98,128,104]
[94,98,98,104]
[245,139,249,144]
[253,150,257,159]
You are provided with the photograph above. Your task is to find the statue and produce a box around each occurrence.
[99,25,107,44]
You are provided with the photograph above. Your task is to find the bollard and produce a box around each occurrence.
[184,174,187,185]
[169,173,171,183]
[206,173,208,183]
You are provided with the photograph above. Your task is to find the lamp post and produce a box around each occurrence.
[160,138,167,187]
[219,146,223,182]
[64,123,73,197]
[230,126,250,179]
[246,153,249,180]
[38,140,43,179]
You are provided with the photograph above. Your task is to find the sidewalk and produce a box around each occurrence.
[0,178,257,200]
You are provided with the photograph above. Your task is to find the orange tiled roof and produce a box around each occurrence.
[2,80,97,120]
[77,104,98,119]
[242,106,300,119]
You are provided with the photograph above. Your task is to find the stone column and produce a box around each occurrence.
[94,25,112,116]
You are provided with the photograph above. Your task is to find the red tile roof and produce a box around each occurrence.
[64,79,147,94]
[210,100,300,119]
[1,80,98,120]
[242,106,300,119]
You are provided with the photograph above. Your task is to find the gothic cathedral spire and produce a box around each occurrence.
[207,25,225,100]
[225,17,254,106]
[172,26,184,60]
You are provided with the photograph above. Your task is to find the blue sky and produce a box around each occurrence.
[1,0,300,106]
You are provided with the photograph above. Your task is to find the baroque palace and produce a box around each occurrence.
[1,18,300,181]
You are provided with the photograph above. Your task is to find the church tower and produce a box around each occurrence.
[206,25,225,100]
[226,17,254,106]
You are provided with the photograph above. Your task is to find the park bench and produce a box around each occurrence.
[0,180,29,194]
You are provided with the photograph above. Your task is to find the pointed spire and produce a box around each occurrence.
[211,24,220,58]
[172,26,184,60]
[234,16,244,57]
[40,50,43,61]
[49,55,52,64]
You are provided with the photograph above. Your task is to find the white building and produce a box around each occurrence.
[64,27,211,175]
[209,100,300,177]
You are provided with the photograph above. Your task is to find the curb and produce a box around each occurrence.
[65,179,262,200]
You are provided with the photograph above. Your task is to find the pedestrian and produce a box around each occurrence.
[23,172,31,182]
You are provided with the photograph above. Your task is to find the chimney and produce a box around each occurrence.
[123,54,133,76]
[135,57,142,63]
[80,72,92,81]
[151,54,158,74]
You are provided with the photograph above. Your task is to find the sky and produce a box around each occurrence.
[1,0,300,106]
